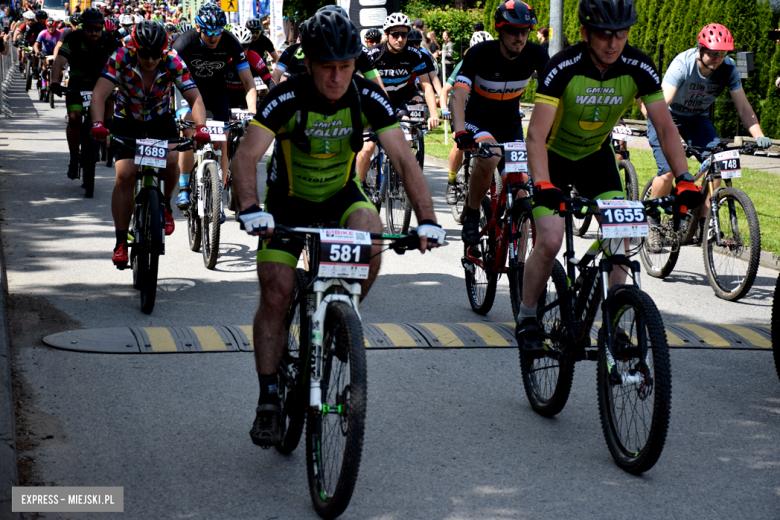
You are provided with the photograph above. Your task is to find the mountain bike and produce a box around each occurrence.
[522,194,674,474]
[180,119,231,269]
[35,54,53,106]
[460,142,534,318]
[110,135,193,313]
[273,224,420,519]
[639,141,760,301]
[572,124,640,237]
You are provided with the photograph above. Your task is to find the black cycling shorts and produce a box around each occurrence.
[464,118,524,144]
[111,113,179,162]
[257,177,377,268]
[533,143,625,218]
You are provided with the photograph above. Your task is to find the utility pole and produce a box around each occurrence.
[550,0,564,56]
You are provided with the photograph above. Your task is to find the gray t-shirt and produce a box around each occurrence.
[663,48,741,117]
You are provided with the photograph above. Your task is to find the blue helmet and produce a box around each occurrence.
[195,3,227,31]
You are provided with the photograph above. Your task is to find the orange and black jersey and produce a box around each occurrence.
[454,40,549,124]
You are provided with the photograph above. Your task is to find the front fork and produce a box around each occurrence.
[307,279,362,413]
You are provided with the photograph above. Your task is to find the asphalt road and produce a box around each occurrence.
[1,84,779,519]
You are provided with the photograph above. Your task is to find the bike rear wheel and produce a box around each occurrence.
[384,161,411,235]
[49,87,54,109]
[277,268,310,455]
[139,189,163,314]
[306,302,367,519]
[639,177,679,278]
[597,286,671,474]
[187,171,202,252]
[450,155,471,223]
[702,187,760,301]
[508,198,535,319]
[464,196,498,315]
[364,151,382,211]
[520,259,575,417]
[201,163,222,269]
[620,159,639,201]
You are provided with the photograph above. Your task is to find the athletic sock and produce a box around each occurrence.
[115,229,127,247]
[164,197,172,210]
[448,170,457,183]
[69,149,79,164]
[258,373,279,405]
[179,173,189,188]
[517,302,537,322]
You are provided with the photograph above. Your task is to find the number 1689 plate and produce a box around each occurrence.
[318,229,372,279]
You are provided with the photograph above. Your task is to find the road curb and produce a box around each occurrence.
[424,154,780,272]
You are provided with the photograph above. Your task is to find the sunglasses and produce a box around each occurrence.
[249,29,261,34]
[703,49,727,59]
[502,26,531,37]
[202,28,222,37]
[592,28,629,41]
[387,30,408,39]
[84,25,103,33]
[138,48,162,60]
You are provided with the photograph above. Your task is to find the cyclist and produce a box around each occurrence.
[356,12,440,182]
[118,14,132,37]
[226,24,275,109]
[245,16,278,65]
[51,7,122,180]
[364,26,381,47]
[15,9,47,77]
[172,3,256,210]
[52,12,80,59]
[90,20,210,267]
[13,11,36,72]
[643,23,773,252]
[516,0,699,354]
[450,0,548,243]
[33,18,60,67]
[407,28,442,99]
[231,10,445,447]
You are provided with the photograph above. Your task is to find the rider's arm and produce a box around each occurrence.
[450,82,467,133]
[182,87,207,127]
[730,87,766,139]
[428,70,442,99]
[238,67,258,113]
[645,98,689,178]
[52,39,63,58]
[440,82,452,109]
[417,74,439,129]
[526,102,556,184]
[32,40,39,53]
[271,66,284,84]
[51,54,66,83]
[89,77,113,123]
[232,123,274,212]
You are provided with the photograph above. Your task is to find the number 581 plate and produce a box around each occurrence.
[318,229,372,279]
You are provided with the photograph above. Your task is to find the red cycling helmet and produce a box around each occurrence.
[494,0,537,30]
[698,24,734,51]
[45,18,56,27]
[104,18,115,32]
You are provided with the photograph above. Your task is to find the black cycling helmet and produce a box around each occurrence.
[494,0,537,30]
[81,7,105,25]
[365,27,381,42]
[70,12,82,25]
[195,3,227,31]
[34,9,47,19]
[300,10,362,61]
[132,19,168,53]
[578,0,637,30]
[317,4,349,18]
[245,17,262,31]
[407,28,423,43]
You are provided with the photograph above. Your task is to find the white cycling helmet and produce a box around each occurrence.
[23,11,35,20]
[383,12,410,32]
[119,14,132,26]
[133,15,143,24]
[470,30,493,47]
[230,25,251,44]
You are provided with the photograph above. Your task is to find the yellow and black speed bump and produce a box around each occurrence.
[42,322,773,354]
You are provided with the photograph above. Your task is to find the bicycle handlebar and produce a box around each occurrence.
[562,195,676,218]
[110,135,193,152]
[273,225,422,255]
[684,140,758,158]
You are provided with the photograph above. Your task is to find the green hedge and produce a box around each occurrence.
[421,8,484,62]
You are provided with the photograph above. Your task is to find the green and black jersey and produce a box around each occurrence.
[250,73,399,203]
[535,42,663,161]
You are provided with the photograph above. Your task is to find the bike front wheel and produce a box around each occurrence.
[450,155,471,223]
[201,163,222,269]
[508,198,535,319]
[597,286,671,474]
[306,302,367,519]
[364,152,382,211]
[520,259,575,417]
[384,162,411,235]
[638,177,679,278]
[702,187,761,301]
[139,190,163,314]
[464,196,497,315]
[277,268,310,455]
[187,171,202,252]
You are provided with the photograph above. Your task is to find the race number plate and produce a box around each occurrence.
[611,125,633,142]
[205,120,227,141]
[714,149,741,179]
[80,91,92,108]
[406,104,425,123]
[134,139,168,168]
[253,77,268,91]
[597,199,648,238]
[230,108,254,121]
[318,229,372,280]
[504,142,528,173]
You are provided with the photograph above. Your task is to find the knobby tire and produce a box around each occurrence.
[508,198,535,320]
[187,169,201,252]
[464,196,498,315]
[139,189,163,314]
[639,177,679,278]
[201,163,221,269]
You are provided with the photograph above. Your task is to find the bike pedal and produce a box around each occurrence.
[115,262,128,271]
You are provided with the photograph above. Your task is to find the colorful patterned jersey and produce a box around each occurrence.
[101,46,197,121]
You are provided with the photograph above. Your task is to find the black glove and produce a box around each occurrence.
[532,181,565,211]
[454,130,476,150]
[671,177,702,214]
[50,82,64,97]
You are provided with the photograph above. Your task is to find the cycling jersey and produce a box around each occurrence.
[663,48,741,117]
[455,40,548,126]
[36,29,61,54]
[59,29,122,91]
[101,46,197,121]
[24,21,45,44]
[226,49,271,109]
[172,29,248,97]
[365,41,430,105]
[535,41,663,161]
[248,32,275,60]
[250,73,399,202]
[58,27,73,42]
[275,42,379,80]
